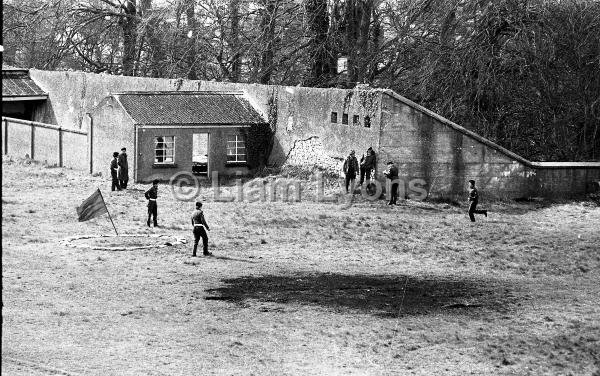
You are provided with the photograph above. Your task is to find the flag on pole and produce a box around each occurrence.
[77,188,108,222]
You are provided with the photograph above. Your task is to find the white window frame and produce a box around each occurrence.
[226,134,247,163]
[154,136,175,164]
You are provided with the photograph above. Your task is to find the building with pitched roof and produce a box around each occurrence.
[2,64,48,120]
[89,91,269,182]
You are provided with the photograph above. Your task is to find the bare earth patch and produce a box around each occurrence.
[2,159,600,375]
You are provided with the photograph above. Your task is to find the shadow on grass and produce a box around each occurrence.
[205,273,523,317]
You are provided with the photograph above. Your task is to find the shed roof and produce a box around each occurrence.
[114,91,266,126]
[2,66,48,100]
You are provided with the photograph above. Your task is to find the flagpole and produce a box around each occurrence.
[98,189,118,236]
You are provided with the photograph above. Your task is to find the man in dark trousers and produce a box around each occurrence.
[468,179,488,222]
[191,201,212,257]
[145,179,159,227]
[359,147,376,186]
[343,150,359,193]
[383,161,399,205]
[110,152,121,191]
[118,147,129,189]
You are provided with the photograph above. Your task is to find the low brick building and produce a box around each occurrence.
[89,91,268,182]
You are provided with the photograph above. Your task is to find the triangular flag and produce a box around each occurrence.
[76,188,108,222]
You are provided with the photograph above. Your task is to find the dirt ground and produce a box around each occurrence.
[2,158,599,376]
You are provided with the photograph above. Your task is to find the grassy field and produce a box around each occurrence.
[2,158,599,375]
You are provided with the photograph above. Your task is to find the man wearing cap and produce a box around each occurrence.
[191,201,212,256]
[359,147,376,186]
[343,150,359,193]
[110,152,121,191]
[145,179,159,227]
[467,179,488,222]
[118,147,129,189]
[383,161,399,205]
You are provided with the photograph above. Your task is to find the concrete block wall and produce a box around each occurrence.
[379,93,537,199]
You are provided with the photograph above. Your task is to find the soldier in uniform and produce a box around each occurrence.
[110,152,121,191]
[191,201,212,257]
[468,179,488,222]
[145,179,159,227]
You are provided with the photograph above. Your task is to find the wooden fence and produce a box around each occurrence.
[2,116,88,170]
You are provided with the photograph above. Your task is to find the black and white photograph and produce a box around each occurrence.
[2,0,600,374]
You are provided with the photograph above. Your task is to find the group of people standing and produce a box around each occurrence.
[343,147,377,193]
[110,148,129,191]
[342,147,488,220]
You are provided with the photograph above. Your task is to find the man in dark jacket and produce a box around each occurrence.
[343,150,359,193]
[383,161,399,205]
[191,201,212,256]
[468,179,488,222]
[110,152,121,191]
[359,147,376,185]
[145,179,159,227]
[118,147,129,189]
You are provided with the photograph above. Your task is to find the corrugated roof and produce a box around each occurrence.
[2,66,48,99]
[115,92,266,125]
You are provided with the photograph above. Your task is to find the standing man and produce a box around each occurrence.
[383,161,399,205]
[110,152,121,191]
[467,179,488,222]
[145,179,159,227]
[191,201,212,257]
[343,150,359,193]
[118,147,129,189]
[359,147,377,186]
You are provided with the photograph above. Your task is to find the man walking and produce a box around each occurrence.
[383,161,399,205]
[343,150,359,193]
[110,152,121,191]
[359,147,376,186]
[191,201,212,257]
[118,147,129,189]
[467,179,488,222]
[145,179,159,227]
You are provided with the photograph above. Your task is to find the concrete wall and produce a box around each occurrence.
[380,94,535,199]
[534,167,600,196]
[27,69,600,198]
[29,70,381,171]
[89,96,135,177]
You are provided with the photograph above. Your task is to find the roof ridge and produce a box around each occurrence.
[113,91,244,95]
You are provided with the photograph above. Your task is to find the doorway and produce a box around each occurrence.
[192,133,209,176]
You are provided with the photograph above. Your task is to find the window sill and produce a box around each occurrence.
[225,162,248,168]
[153,163,178,168]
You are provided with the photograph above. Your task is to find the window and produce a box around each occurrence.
[155,136,174,164]
[342,113,349,125]
[353,115,360,125]
[364,116,371,128]
[227,134,246,163]
[330,112,338,123]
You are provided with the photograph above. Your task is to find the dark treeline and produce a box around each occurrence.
[3,0,599,161]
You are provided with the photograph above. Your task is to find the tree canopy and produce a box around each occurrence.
[3,0,599,161]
